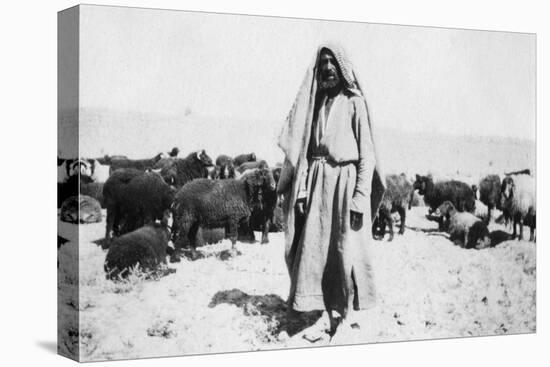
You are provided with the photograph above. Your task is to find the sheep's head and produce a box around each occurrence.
[436,201,455,217]
[500,176,514,207]
[169,147,179,157]
[152,152,164,163]
[244,168,276,208]
[196,149,214,167]
[70,158,93,178]
[413,174,431,195]
[161,167,178,187]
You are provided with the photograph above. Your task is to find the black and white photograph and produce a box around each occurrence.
[57,4,536,362]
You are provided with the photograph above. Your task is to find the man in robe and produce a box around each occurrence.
[277,43,385,339]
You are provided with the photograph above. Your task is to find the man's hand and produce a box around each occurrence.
[295,198,306,217]
[350,210,363,231]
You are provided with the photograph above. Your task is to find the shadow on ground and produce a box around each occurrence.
[209,289,322,337]
[406,226,444,235]
[36,341,57,354]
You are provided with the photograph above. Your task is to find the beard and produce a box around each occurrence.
[318,78,340,90]
[318,71,341,90]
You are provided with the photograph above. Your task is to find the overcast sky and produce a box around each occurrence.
[73,5,535,159]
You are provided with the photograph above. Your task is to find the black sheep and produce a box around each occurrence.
[102,168,141,240]
[104,223,172,280]
[478,174,501,222]
[238,168,279,243]
[505,169,531,176]
[233,152,257,167]
[159,150,214,188]
[236,160,268,174]
[213,155,236,179]
[218,160,236,179]
[372,173,413,241]
[413,174,476,215]
[171,168,276,260]
[215,154,233,167]
[103,169,174,246]
[109,153,164,174]
[168,147,179,158]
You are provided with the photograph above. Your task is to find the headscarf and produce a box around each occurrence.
[277,43,386,226]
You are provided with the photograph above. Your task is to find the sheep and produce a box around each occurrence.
[218,160,236,179]
[104,223,173,280]
[215,154,233,167]
[167,147,179,158]
[157,150,214,188]
[102,168,142,239]
[60,195,102,224]
[171,167,276,261]
[109,153,164,174]
[103,169,174,246]
[436,201,491,249]
[413,174,476,214]
[209,166,282,244]
[236,160,268,174]
[95,154,127,165]
[477,174,501,222]
[372,173,413,241]
[238,168,279,244]
[473,199,489,222]
[233,152,257,167]
[505,168,531,176]
[208,166,220,180]
[500,174,536,241]
[90,159,110,183]
[212,155,236,179]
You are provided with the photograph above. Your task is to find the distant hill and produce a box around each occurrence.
[74,108,535,181]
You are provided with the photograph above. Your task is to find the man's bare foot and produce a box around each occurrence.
[302,311,330,343]
[330,319,357,345]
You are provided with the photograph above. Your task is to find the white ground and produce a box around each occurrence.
[58,206,536,361]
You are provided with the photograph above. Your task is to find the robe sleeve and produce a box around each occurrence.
[350,96,376,214]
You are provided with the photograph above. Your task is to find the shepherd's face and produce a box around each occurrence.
[318,49,341,90]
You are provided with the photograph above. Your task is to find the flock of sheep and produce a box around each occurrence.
[57,149,282,279]
[374,169,536,249]
[57,147,536,281]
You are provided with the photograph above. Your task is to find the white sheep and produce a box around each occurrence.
[500,174,536,241]
[474,199,489,222]
[91,159,110,183]
[437,201,491,249]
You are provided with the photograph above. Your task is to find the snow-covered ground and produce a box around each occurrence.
[58,207,536,361]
